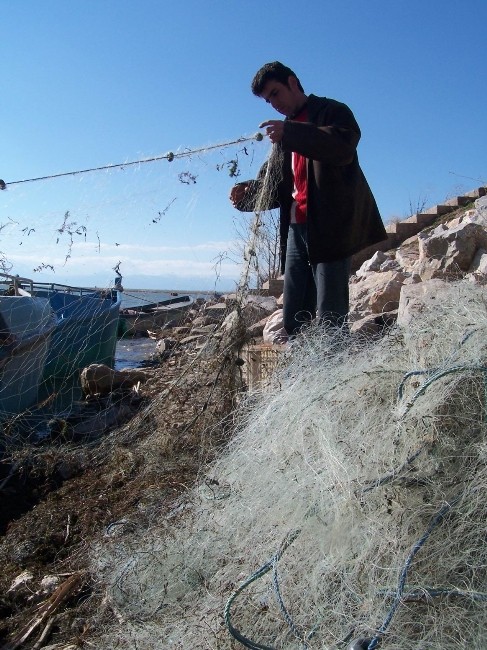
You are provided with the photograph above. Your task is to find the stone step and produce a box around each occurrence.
[407,212,438,227]
[265,186,487,288]
[463,187,486,200]
[263,277,284,297]
[386,221,421,237]
[443,195,476,208]
[403,204,456,227]
[350,186,486,275]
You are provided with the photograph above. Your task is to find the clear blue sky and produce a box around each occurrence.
[2,0,486,290]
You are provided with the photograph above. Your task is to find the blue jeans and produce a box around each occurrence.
[283,223,351,335]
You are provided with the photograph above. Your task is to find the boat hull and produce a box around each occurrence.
[0,296,56,416]
[120,297,194,336]
[27,287,122,396]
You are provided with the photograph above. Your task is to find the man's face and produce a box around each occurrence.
[260,77,303,117]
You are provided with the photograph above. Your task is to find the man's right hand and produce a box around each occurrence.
[229,182,249,208]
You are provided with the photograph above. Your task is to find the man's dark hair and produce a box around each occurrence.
[251,61,304,96]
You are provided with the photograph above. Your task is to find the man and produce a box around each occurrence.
[230,61,386,337]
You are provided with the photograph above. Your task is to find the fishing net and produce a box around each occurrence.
[0,133,273,446]
[90,280,487,649]
[0,134,269,287]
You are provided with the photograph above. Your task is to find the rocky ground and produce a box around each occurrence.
[0,193,486,649]
[0,305,245,649]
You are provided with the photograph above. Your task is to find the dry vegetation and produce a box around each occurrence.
[0,325,243,649]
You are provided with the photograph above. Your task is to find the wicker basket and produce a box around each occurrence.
[243,343,283,391]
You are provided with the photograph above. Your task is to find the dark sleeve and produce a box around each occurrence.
[235,158,281,212]
[281,102,361,165]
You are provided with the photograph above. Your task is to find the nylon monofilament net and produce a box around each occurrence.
[92,280,487,649]
[0,133,274,448]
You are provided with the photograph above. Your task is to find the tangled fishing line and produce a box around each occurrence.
[90,279,487,649]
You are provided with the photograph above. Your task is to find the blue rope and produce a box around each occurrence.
[366,493,463,650]
[225,357,485,648]
[399,365,487,416]
[272,553,309,649]
[224,529,301,650]
[379,587,487,603]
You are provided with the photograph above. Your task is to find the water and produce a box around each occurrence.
[116,290,189,370]
[115,337,158,370]
[120,288,220,310]
[120,289,175,310]
[115,288,220,370]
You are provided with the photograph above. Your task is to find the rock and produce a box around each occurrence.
[171,326,191,335]
[416,221,487,280]
[466,248,487,283]
[395,236,421,273]
[379,257,401,273]
[190,324,218,334]
[7,570,33,593]
[222,293,238,304]
[349,270,410,318]
[244,294,278,313]
[396,279,450,328]
[355,250,390,277]
[220,293,278,314]
[191,315,220,327]
[350,311,397,337]
[241,303,271,327]
[179,334,207,345]
[247,316,269,338]
[56,456,85,480]
[203,302,228,318]
[39,574,61,595]
[220,310,239,332]
[220,303,270,332]
[160,318,183,330]
[80,364,149,396]
[69,402,135,439]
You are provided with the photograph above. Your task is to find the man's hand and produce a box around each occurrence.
[229,182,249,208]
[259,120,285,144]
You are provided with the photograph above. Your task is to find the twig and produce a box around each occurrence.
[64,514,71,543]
[31,614,58,649]
[0,573,83,650]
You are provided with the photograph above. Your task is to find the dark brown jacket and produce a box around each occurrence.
[237,94,387,273]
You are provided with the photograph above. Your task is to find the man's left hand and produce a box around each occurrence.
[259,120,285,144]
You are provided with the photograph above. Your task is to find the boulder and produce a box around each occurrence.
[395,236,421,273]
[466,248,487,284]
[396,279,450,328]
[190,324,218,334]
[220,303,271,332]
[247,315,270,339]
[350,311,397,337]
[355,250,390,277]
[81,364,149,396]
[191,315,220,327]
[244,294,278,313]
[415,221,487,280]
[203,302,228,318]
[349,270,411,319]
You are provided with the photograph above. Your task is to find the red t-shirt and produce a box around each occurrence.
[290,106,308,224]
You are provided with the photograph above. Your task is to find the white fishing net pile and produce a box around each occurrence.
[93,280,487,649]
